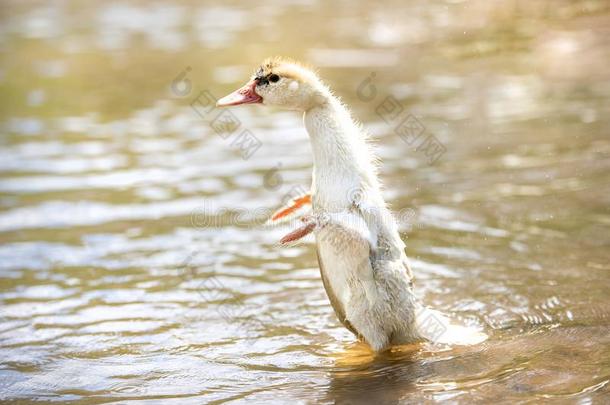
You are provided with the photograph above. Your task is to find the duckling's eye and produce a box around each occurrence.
[269,74,280,83]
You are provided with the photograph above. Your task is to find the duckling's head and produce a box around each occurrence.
[217,57,328,111]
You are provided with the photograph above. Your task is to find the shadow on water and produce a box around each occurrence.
[325,326,610,404]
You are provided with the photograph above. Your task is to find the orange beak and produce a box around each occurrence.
[216,79,263,107]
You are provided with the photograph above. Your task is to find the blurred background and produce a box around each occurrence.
[0,0,609,403]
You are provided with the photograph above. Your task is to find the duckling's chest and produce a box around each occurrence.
[314,219,378,326]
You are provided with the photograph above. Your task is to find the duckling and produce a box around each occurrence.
[217,57,485,351]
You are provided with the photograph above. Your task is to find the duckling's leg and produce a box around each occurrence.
[279,219,316,244]
[268,193,311,224]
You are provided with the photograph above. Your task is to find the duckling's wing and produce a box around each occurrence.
[356,203,415,284]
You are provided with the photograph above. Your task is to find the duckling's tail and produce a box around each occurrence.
[415,306,487,345]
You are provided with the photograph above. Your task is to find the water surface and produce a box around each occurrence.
[1,1,609,403]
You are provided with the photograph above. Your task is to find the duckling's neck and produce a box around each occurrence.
[304,97,380,211]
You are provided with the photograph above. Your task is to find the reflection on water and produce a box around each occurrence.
[1,0,609,403]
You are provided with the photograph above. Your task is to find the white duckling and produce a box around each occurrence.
[217,57,485,351]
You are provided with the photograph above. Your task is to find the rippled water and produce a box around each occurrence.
[1,1,610,403]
